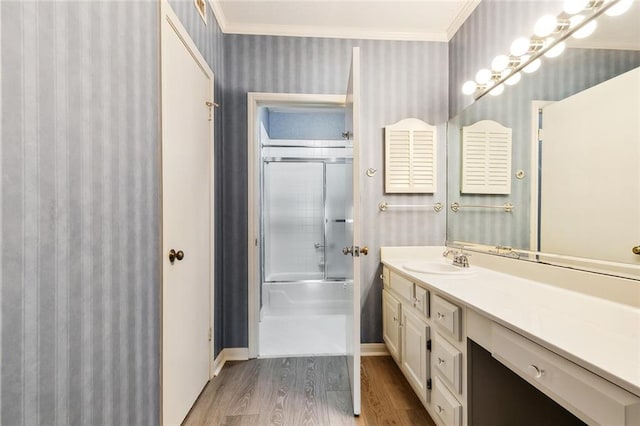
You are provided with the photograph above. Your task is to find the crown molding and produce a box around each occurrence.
[207,0,228,32]
[446,0,481,41]
[222,22,448,42]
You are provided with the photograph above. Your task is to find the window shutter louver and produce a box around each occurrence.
[385,119,437,193]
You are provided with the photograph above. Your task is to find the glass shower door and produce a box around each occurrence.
[263,161,325,282]
[325,162,351,280]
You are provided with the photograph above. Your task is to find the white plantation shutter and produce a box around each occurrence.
[385,118,437,193]
[461,120,512,194]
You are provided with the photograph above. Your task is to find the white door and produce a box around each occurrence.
[343,47,363,415]
[540,67,640,264]
[161,4,214,425]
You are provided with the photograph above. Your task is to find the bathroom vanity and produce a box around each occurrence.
[380,246,640,426]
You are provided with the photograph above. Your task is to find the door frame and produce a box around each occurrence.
[160,1,215,423]
[529,100,554,251]
[247,92,345,358]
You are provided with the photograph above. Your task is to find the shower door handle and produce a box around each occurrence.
[314,243,325,249]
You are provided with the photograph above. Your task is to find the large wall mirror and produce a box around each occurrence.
[447,1,640,280]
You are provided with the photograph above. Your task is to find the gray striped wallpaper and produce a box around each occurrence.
[1,1,159,425]
[447,1,640,250]
[222,36,449,346]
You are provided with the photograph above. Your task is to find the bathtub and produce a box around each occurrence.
[262,280,351,316]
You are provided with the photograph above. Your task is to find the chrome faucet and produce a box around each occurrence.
[453,252,470,268]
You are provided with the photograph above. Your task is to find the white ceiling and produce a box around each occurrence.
[208,0,640,49]
[209,0,482,41]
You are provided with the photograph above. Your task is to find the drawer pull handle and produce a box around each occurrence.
[437,312,445,320]
[437,405,444,413]
[437,357,446,365]
[528,364,545,379]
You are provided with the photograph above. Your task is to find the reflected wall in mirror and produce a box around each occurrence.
[447,0,640,279]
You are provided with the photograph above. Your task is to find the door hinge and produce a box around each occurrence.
[537,128,543,141]
[427,378,432,390]
[208,327,212,342]
[206,101,215,122]
[427,339,432,352]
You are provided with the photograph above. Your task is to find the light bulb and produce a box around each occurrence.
[489,84,505,96]
[534,15,559,37]
[491,54,510,72]
[605,0,634,16]
[510,37,531,56]
[475,68,492,84]
[544,39,566,58]
[564,0,590,14]
[502,70,521,86]
[462,80,477,95]
[521,55,541,73]
[570,15,598,39]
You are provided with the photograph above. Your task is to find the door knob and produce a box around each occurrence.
[342,246,353,256]
[633,246,640,255]
[169,249,184,263]
[361,246,369,256]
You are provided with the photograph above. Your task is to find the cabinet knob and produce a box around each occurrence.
[437,405,444,413]
[437,312,445,320]
[528,364,545,379]
[438,357,446,365]
[633,245,640,255]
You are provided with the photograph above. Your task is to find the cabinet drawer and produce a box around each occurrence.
[414,285,430,317]
[492,324,640,426]
[389,271,413,302]
[432,295,461,340]
[433,333,462,394]
[433,377,462,426]
[382,267,390,289]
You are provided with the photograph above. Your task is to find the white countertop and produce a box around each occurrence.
[381,250,640,397]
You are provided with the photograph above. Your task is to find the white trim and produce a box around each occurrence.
[361,343,390,357]
[247,92,346,359]
[223,23,448,42]
[207,0,228,32]
[446,0,481,40]
[529,101,554,251]
[212,348,250,376]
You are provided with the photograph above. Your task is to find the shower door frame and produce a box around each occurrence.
[260,157,353,285]
[247,93,347,359]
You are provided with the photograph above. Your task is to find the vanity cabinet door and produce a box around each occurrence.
[401,306,431,403]
[414,285,430,317]
[433,294,461,341]
[382,289,402,364]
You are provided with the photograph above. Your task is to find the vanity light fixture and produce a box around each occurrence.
[462,0,633,99]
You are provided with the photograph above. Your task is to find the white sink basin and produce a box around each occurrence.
[403,260,475,275]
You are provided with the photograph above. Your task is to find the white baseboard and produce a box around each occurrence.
[212,347,250,376]
[213,344,387,376]
[361,343,389,356]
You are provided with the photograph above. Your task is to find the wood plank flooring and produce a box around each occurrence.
[184,356,436,426]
